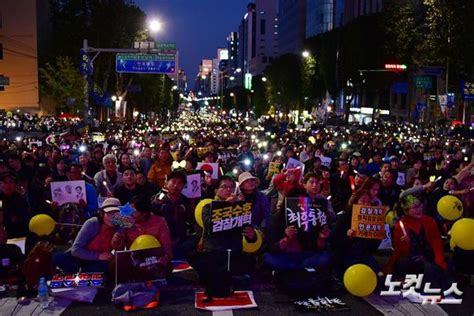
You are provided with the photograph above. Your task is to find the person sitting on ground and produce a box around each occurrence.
[237,172,271,234]
[53,198,120,274]
[383,194,451,292]
[112,194,172,269]
[94,154,123,197]
[189,176,257,299]
[151,171,195,259]
[331,189,382,275]
[264,172,332,272]
[113,167,142,205]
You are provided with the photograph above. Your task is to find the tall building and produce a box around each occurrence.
[306,0,345,38]
[278,0,306,55]
[344,0,382,24]
[195,59,213,97]
[224,32,240,87]
[211,48,228,95]
[238,3,256,77]
[0,0,40,112]
[237,0,279,88]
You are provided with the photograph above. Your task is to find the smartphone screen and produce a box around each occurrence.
[429,176,436,182]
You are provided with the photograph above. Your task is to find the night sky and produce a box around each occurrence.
[135,0,250,79]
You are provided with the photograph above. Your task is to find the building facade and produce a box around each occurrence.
[236,0,279,87]
[0,0,40,111]
[343,0,382,24]
[278,0,306,55]
[306,0,344,38]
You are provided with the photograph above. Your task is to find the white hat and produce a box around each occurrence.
[238,172,260,186]
[101,198,121,213]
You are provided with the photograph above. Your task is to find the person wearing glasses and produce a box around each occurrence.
[189,176,257,299]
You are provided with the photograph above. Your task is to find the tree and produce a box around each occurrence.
[48,0,147,111]
[251,75,268,116]
[264,54,304,112]
[39,56,85,113]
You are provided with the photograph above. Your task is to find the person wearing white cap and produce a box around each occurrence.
[238,172,271,233]
[53,198,121,274]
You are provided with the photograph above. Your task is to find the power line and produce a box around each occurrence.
[3,47,37,59]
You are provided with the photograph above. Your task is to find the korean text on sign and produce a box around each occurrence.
[351,204,387,239]
[285,197,328,232]
[211,201,253,233]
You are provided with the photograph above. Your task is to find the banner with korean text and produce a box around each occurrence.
[210,201,253,234]
[285,197,329,232]
[351,204,387,239]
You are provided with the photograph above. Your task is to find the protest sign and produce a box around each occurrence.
[51,180,87,206]
[209,200,253,234]
[182,173,201,198]
[115,247,168,285]
[286,157,305,171]
[316,155,332,168]
[293,296,349,312]
[351,204,387,239]
[268,162,281,176]
[285,197,329,231]
[196,162,219,179]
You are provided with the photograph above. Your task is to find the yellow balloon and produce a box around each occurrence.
[437,195,463,221]
[29,214,56,236]
[449,238,456,251]
[385,211,395,226]
[130,234,161,251]
[343,264,377,297]
[243,229,263,253]
[451,218,474,250]
[195,199,213,228]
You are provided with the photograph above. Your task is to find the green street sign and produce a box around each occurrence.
[156,42,176,51]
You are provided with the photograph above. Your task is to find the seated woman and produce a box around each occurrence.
[330,189,382,275]
[112,195,172,267]
[53,198,120,273]
[188,176,257,298]
[263,172,333,272]
[383,194,450,291]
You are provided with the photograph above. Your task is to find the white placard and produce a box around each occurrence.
[50,180,87,206]
[182,174,202,199]
[316,155,332,168]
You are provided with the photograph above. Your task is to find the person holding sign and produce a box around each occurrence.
[189,176,257,299]
[330,189,383,275]
[238,172,271,232]
[264,173,333,272]
[112,195,172,269]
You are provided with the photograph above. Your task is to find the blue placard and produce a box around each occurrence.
[461,80,474,100]
[116,53,176,74]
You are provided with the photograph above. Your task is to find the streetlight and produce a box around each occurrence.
[148,19,162,33]
[111,95,117,101]
[302,50,310,58]
[230,92,235,97]
[261,77,267,82]
[235,68,242,73]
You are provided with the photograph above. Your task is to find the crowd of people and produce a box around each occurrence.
[0,109,472,306]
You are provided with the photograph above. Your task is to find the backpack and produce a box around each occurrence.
[22,241,54,290]
[54,203,84,244]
